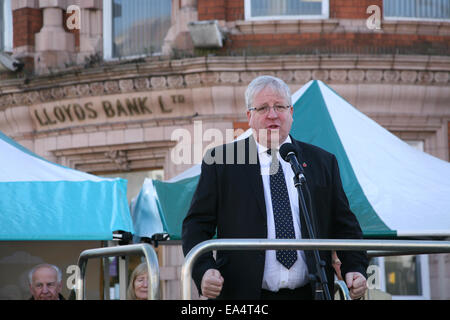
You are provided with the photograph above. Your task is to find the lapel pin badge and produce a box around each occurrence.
[302,162,307,168]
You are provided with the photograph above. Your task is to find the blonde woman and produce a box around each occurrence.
[127,263,148,300]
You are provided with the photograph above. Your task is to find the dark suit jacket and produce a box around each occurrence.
[182,135,368,299]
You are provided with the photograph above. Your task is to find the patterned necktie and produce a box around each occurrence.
[268,149,298,269]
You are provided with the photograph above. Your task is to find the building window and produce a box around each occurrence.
[103,0,172,60]
[244,0,329,21]
[384,0,450,21]
[0,0,12,52]
[376,255,431,299]
[405,140,424,151]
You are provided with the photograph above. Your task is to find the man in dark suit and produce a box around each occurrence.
[182,75,368,300]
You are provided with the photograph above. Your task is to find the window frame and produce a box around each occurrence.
[244,0,329,21]
[383,0,450,22]
[405,140,424,151]
[1,0,12,52]
[377,255,431,300]
[102,0,170,61]
[103,0,113,60]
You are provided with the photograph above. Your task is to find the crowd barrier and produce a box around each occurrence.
[181,238,450,300]
[76,243,160,300]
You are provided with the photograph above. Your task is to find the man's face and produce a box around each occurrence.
[247,87,293,148]
[29,267,62,300]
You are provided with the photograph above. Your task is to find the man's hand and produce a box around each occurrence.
[345,272,367,300]
[201,269,224,299]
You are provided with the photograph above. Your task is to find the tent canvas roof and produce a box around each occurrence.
[0,131,134,240]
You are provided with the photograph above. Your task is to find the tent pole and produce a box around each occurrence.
[119,256,128,300]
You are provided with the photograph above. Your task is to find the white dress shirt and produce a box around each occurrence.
[256,136,309,291]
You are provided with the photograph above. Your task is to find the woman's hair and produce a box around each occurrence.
[126,262,148,300]
[245,75,292,110]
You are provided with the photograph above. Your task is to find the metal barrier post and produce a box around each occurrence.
[118,256,128,300]
[334,280,351,300]
[76,243,160,300]
[181,238,450,300]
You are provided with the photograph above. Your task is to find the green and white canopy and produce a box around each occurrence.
[0,131,134,240]
[132,80,450,239]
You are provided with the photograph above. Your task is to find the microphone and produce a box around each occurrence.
[279,143,306,182]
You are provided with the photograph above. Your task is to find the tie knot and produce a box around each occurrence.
[267,148,277,156]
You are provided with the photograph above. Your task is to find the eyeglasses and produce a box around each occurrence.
[248,105,291,114]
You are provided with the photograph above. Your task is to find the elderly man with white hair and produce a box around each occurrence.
[28,263,65,300]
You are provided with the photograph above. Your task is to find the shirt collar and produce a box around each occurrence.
[255,134,292,155]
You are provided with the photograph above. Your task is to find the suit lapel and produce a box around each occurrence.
[241,136,267,222]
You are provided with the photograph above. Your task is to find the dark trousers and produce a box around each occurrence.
[260,284,313,300]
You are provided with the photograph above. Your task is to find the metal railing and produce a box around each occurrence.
[334,280,351,300]
[181,238,450,300]
[76,243,160,300]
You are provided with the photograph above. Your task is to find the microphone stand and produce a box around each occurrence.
[293,174,332,300]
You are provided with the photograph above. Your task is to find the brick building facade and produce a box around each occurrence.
[0,0,449,300]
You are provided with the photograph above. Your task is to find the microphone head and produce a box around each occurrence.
[279,143,298,162]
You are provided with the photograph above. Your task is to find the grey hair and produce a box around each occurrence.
[245,75,292,110]
[28,264,62,285]
[126,262,148,300]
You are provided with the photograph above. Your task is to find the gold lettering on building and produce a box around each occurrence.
[32,95,183,127]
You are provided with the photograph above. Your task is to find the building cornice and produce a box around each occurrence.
[230,18,450,36]
[0,54,449,111]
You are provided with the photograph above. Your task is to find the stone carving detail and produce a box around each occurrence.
[12,93,28,105]
[294,70,312,83]
[185,73,201,86]
[63,85,78,98]
[383,70,400,82]
[220,72,240,83]
[329,70,347,82]
[201,72,219,85]
[276,71,294,83]
[401,71,417,83]
[417,71,433,83]
[119,79,134,92]
[134,78,149,90]
[51,87,64,100]
[39,89,52,102]
[104,80,120,94]
[90,82,105,95]
[167,75,184,88]
[312,70,329,81]
[77,84,91,96]
[105,150,130,171]
[365,70,383,82]
[0,67,448,109]
[150,76,167,89]
[0,94,12,108]
[434,72,449,83]
[26,91,41,104]
[348,70,365,82]
[240,71,259,84]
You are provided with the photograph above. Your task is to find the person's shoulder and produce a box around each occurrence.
[204,136,251,157]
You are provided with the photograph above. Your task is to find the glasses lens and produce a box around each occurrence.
[275,106,288,112]
[256,106,289,114]
[257,106,269,114]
